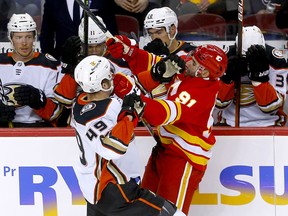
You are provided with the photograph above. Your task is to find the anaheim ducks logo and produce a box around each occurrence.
[80,103,96,115]
[272,48,285,59]
[233,83,256,106]
[0,83,24,107]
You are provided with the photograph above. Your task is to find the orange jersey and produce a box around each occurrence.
[54,74,79,107]
[142,76,220,171]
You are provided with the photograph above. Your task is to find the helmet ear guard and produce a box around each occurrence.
[78,16,107,45]
[7,13,37,41]
[235,25,265,55]
[74,55,114,93]
[193,44,228,80]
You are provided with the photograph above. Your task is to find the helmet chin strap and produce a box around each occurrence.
[167,28,178,49]
[100,46,107,57]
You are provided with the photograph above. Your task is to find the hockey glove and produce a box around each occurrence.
[113,73,140,99]
[0,101,15,123]
[246,45,270,82]
[118,93,145,127]
[14,85,47,110]
[221,55,248,84]
[151,55,186,83]
[61,36,82,75]
[106,35,138,61]
[143,38,170,57]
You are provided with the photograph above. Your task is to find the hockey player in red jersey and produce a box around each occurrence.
[106,7,197,99]
[140,44,227,215]
[71,55,186,216]
[216,25,288,126]
[0,13,62,127]
[111,44,228,214]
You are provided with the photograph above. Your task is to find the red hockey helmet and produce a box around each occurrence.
[193,44,227,80]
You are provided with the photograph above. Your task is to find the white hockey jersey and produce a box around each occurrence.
[71,93,141,204]
[0,52,62,124]
[216,45,288,126]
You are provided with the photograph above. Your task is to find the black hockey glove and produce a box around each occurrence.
[151,55,186,83]
[0,101,15,123]
[14,85,47,110]
[118,93,145,127]
[61,36,82,75]
[143,38,170,57]
[246,45,270,82]
[221,55,248,84]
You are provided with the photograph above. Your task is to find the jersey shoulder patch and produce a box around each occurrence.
[271,48,285,59]
[73,97,120,125]
[28,53,60,70]
[266,45,288,69]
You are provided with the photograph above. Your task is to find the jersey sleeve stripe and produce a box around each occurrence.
[157,99,181,125]
[160,125,213,154]
[101,134,128,156]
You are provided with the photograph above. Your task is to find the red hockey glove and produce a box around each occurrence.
[113,73,141,99]
[113,73,134,99]
[106,35,138,61]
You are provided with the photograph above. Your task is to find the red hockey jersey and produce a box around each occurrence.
[141,76,220,171]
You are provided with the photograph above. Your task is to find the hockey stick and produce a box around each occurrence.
[75,0,158,141]
[141,117,161,145]
[0,79,13,128]
[235,0,244,127]
[83,0,89,57]
[75,0,113,38]
[74,0,130,53]
[141,117,164,171]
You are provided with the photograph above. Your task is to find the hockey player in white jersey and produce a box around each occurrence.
[60,16,132,77]
[0,13,62,127]
[54,16,132,126]
[71,55,186,216]
[216,25,288,127]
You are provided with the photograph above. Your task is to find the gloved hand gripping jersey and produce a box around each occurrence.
[106,35,138,61]
[151,55,186,83]
[117,93,145,127]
